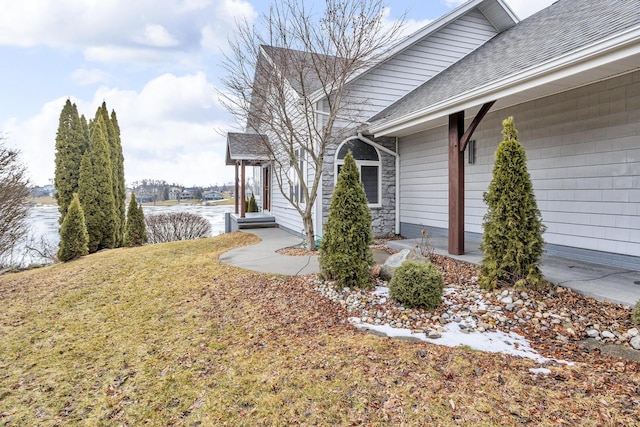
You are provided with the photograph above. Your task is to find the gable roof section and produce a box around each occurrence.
[226,133,270,166]
[307,0,518,103]
[261,45,341,96]
[369,0,640,136]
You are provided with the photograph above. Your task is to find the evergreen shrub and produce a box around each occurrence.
[389,261,443,310]
[247,193,259,213]
[319,150,374,289]
[479,116,546,290]
[57,193,89,262]
[124,193,148,246]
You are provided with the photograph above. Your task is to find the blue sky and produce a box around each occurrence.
[0,0,553,187]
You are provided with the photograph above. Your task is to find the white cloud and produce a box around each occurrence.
[0,0,257,64]
[71,68,111,86]
[441,0,466,8]
[505,0,556,19]
[2,73,236,187]
[135,24,180,48]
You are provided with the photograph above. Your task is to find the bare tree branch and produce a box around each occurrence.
[220,0,404,248]
[0,137,31,267]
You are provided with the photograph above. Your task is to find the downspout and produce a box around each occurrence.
[395,137,400,236]
[357,132,400,235]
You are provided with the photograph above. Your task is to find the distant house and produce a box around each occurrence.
[31,184,55,198]
[202,190,224,201]
[180,189,196,200]
[226,0,640,270]
[168,188,182,201]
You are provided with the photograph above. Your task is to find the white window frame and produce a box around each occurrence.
[334,137,382,208]
[289,148,306,205]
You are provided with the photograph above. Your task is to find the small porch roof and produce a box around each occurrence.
[225,132,270,166]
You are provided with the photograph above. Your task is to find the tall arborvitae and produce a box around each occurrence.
[319,150,374,288]
[479,117,546,290]
[110,109,126,247]
[54,100,89,223]
[124,193,147,246]
[96,102,126,247]
[58,193,89,262]
[78,114,117,253]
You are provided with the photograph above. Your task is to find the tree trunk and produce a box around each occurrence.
[303,214,315,250]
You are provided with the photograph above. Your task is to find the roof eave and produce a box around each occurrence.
[371,25,640,137]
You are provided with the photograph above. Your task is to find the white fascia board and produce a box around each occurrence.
[371,25,640,136]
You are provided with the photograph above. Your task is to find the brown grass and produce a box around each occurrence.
[0,233,638,425]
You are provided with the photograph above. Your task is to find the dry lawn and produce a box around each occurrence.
[0,232,638,426]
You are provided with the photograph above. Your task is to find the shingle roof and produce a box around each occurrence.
[261,45,340,96]
[226,133,270,165]
[369,0,640,125]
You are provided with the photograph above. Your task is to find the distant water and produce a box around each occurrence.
[13,203,233,266]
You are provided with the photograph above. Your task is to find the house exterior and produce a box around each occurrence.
[226,0,640,270]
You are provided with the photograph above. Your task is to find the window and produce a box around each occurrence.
[336,138,381,207]
[289,148,305,204]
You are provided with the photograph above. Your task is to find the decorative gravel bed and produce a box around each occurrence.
[305,254,639,363]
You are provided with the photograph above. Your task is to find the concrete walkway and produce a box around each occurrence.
[219,228,319,276]
[220,228,640,307]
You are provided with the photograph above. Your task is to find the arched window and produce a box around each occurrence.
[335,138,381,207]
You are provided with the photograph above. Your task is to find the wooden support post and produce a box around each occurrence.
[448,111,465,255]
[234,161,239,215]
[240,160,246,218]
[448,101,496,255]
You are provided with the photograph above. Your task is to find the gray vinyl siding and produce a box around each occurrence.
[343,9,499,123]
[398,127,449,230]
[399,70,640,260]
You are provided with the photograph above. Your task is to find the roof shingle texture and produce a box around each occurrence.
[370,0,640,124]
[227,133,270,162]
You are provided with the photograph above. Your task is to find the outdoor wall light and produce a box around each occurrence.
[468,139,475,164]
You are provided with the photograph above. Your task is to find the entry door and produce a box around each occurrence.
[262,165,271,211]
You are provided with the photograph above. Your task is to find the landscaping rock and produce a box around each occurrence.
[631,336,640,350]
[379,249,429,281]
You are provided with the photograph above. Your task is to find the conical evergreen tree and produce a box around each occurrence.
[78,114,117,253]
[319,150,374,288]
[124,193,148,246]
[58,193,89,262]
[54,100,89,223]
[479,116,546,290]
[110,109,126,247]
[96,102,126,247]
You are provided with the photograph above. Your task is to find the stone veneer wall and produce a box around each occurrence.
[322,134,397,236]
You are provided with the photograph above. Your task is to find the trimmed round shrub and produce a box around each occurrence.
[389,260,444,310]
[633,300,640,327]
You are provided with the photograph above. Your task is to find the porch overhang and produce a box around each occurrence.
[370,25,640,138]
[226,132,271,219]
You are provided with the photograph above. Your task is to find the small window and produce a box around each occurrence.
[289,148,305,204]
[336,138,381,207]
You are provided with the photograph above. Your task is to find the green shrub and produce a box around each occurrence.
[247,193,259,213]
[57,193,89,262]
[124,193,148,247]
[389,261,444,310]
[479,116,546,290]
[633,300,640,327]
[319,150,374,289]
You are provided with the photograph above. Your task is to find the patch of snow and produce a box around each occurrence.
[373,286,389,297]
[529,367,552,375]
[349,318,573,365]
